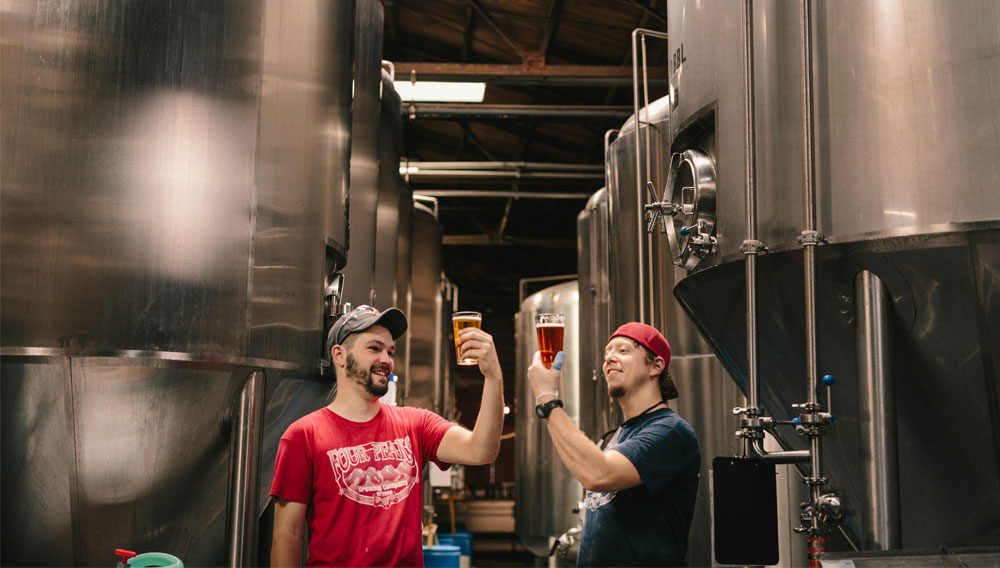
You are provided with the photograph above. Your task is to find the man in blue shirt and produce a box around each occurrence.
[528,322,700,567]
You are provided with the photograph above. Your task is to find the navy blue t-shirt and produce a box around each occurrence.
[577,407,700,567]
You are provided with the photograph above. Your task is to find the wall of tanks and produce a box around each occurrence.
[0,0,454,565]
[516,0,999,565]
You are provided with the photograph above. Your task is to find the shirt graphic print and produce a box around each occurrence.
[327,436,418,509]
[585,428,621,511]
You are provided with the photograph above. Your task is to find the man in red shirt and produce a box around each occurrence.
[270,305,504,566]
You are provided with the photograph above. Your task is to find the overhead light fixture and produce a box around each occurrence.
[395,81,486,103]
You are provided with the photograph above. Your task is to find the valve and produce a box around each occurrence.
[822,374,834,386]
[644,181,680,233]
[115,549,136,568]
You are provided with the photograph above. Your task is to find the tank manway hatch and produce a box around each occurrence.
[645,148,717,270]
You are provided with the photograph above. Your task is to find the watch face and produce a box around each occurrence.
[535,404,547,419]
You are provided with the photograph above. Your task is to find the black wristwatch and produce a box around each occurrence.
[535,399,564,419]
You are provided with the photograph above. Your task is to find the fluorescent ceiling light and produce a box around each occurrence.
[395,81,486,103]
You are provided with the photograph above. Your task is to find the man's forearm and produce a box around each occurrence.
[544,407,618,490]
[467,375,504,463]
[271,534,302,568]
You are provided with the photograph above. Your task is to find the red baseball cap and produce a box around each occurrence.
[609,322,671,369]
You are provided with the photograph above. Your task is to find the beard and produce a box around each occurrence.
[346,353,390,397]
[608,385,626,398]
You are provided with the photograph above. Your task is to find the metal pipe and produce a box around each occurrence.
[741,0,761,413]
[413,195,439,218]
[402,161,604,171]
[797,0,827,530]
[400,170,603,181]
[751,438,811,464]
[404,103,631,120]
[800,0,820,410]
[631,28,668,325]
[855,270,901,550]
[413,190,591,199]
[225,369,266,568]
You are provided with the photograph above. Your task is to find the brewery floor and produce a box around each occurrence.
[467,532,535,567]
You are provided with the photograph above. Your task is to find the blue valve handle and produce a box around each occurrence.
[822,374,834,386]
[680,225,693,236]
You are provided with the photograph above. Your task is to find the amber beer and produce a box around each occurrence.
[535,313,565,369]
[452,311,482,366]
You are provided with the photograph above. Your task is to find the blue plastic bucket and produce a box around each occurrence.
[437,531,472,568]
[423,544,461,568]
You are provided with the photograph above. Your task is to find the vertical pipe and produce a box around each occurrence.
[631,28,668,325]
[798,0,824,522]
[741,0,760,412]
[800,0,819,408]
[855,270,901,550]
[226,370,266,567]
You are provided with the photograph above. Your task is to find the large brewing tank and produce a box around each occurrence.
[666,0,1000,553]
[374,69,414,385]
[0,1,363,565]
[514,281,582,558]
[341,0,384,308]
[606,98,672,330]
[584,160,746,564]
[404,203,454,416]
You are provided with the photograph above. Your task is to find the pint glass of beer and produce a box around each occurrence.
[535,313,565,369]
[452,311,482,366]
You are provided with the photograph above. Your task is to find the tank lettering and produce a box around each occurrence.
[671,43,687,74]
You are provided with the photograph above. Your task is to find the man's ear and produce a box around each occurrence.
[650,356,666,378]
[331,344,346,368]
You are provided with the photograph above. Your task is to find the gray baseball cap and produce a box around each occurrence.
[327,305,408,352]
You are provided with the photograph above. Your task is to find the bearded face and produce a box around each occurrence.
[346,352,391,397]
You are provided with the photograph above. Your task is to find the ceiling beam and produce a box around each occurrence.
[442,234,577,247]
[394,62,667,86]
[404,103,632,120]
[467,0,527,57]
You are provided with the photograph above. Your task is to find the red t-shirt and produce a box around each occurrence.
[270,403,455,567]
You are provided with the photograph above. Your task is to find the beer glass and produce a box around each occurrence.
[535,313,565,369]
[452,311,482,366]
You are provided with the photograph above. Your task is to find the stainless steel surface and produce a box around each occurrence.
[672,226,1000,551]
[514,281,582,557]
[226,370,266,568]
[669,0,1000,260]
[374,71,413,384]
[607,97,671,330]
[342,0,384,308]
[668,0,1000,553]
[0,0,360,564]
[855,271,900,551]
[404,203,450,413]
[576,190,622,441]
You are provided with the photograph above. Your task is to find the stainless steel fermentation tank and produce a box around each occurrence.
[514,281,585,558]
[663,0,1000,555]
[0,0,427,565]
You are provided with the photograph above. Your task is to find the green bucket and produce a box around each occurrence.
[128,552,184,568]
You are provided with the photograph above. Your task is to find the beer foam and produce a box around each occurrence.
[536,323,564,327]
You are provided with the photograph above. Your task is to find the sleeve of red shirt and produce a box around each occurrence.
[418,408,457,469]
[270,422,313,504]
